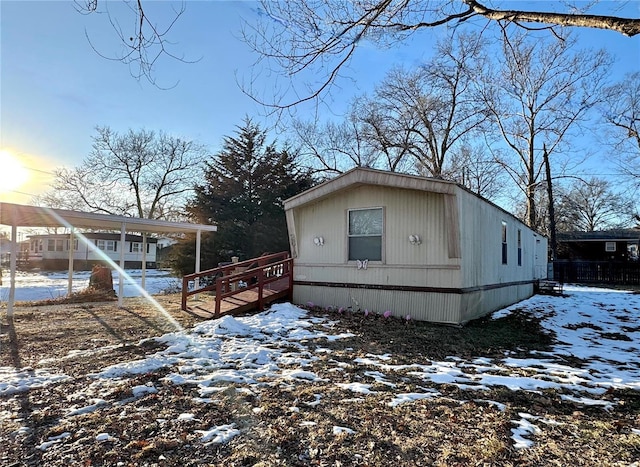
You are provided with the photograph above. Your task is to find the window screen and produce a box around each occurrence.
[348,208,382,261]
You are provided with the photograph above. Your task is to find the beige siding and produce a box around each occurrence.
[293,284,463,324]
[285,168,548,323]
[293,263,460,288]
[292,185,460,285]
[459,284,534,322]
[456,188,546,288]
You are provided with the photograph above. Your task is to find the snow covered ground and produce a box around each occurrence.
[0,269,180,302]
[1,284,639,452]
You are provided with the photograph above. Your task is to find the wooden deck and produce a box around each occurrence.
[184,277,291,318]
[181,252,293,319]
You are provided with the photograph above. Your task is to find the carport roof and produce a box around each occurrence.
[0,202,217,233]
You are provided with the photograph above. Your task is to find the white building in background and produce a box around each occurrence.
[27,233,158,270]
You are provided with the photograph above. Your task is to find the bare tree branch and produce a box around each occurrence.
[480,30,613,227]
[39,127,207,221]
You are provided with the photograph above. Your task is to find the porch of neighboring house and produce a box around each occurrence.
[181,252,293,318]
[554,230,640,286]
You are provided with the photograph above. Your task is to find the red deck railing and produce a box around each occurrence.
[181,252,293,315]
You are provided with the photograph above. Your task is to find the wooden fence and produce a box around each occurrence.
[553,260,640,286]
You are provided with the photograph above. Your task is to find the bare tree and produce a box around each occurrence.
[290,117,379,177]
[348,32,490,177]
[601,71,640,182]
[288,32,492,180]
[241,0,638,109]
[74,0,192,87]
[76,1,638,92]
[443,143,506,200]
[556,177,636,231]
[36,126,206,220]
[480,30,612,228]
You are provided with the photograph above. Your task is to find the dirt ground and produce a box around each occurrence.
[1,295,639,466]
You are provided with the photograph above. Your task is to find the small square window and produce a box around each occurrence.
[605,242,616,252]
[348,208,383,261]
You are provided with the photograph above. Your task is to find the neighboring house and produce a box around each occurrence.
[26,233,158,270]
[284,168,548,324]
[554,229,640,286]
[557,230,640,262]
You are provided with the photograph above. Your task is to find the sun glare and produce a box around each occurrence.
[0,150,30,195]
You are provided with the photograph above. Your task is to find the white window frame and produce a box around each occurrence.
[605,242,616,252]
[97,239,116,252]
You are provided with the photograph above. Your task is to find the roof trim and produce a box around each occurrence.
[284,167,457,210]
[0,202,217,234]
[558,230,640,242]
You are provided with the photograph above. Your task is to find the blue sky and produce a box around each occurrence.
[1,1,639,205]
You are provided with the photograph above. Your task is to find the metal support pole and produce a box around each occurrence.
[118,224,126,307]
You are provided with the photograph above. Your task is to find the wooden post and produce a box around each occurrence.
[181,275,188,311]
[215,276,222,317]
[287,257,294,302]
[257,265,265,311]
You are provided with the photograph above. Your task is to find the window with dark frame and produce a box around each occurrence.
[517,229,522,266]
[501,221,508,265]
[348,208,383,261]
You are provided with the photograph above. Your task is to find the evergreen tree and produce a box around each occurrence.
[169,119,314,274]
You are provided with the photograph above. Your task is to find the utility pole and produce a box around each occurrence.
[543,144,557,261]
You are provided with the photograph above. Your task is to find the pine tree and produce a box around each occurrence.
[169,119,313,274]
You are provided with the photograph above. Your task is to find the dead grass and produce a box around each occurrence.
[1,296,639,466]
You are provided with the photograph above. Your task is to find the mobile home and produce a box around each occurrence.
[284,168,548,324]
[27,233,158,270]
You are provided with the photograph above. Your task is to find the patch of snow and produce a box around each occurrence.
[332,426,356,435]
[196,424,240,444]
